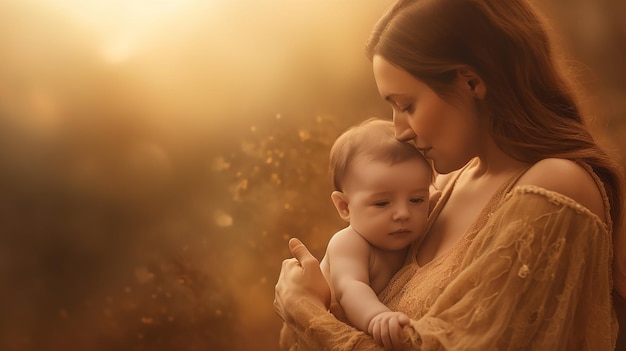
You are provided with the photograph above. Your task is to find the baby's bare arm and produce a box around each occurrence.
[327,229,394,332]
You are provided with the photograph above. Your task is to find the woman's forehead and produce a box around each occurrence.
[372,55,426,96]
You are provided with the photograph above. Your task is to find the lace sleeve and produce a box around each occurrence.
[410,186,616,350]
[279,297,419,351]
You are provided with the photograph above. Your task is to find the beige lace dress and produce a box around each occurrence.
[279,161,618,350]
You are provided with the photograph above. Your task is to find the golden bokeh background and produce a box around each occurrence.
[0,1,624,350]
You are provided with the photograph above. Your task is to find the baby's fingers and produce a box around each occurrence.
[369,313,409,351]
[387,315,408,350]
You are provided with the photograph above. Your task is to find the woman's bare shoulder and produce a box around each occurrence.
[515,158,605,222]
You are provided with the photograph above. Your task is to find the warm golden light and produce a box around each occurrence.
[0,1,392,350]
[0,1,624,350]
[42,0,209,63]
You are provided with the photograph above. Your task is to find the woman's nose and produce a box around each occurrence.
[392,111,416,142]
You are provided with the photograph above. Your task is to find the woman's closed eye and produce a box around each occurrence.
[400,104,414,113]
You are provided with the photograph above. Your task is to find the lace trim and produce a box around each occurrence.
[507,185,609,233]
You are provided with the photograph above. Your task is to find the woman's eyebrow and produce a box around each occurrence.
[384,95,400,106]
[384,94,399,101]
[384,94,410,105]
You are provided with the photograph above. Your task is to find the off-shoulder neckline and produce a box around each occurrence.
[410,160,610,269]
[508,185,609,232]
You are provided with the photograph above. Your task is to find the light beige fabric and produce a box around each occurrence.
[279,164,617,350]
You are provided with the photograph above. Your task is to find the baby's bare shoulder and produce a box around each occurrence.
[327,227,370,256]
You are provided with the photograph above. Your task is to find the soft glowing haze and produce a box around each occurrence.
[0,1,624,350]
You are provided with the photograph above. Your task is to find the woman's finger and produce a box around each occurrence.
[288,238,318,267]
[281,257,300,269]
[274,238,331,316]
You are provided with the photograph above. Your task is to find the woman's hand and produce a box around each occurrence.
[274,238,331,323]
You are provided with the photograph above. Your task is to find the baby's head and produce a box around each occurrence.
[329,118,433,251]
[330,118,432,192]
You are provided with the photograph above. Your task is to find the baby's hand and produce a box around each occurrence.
[367,311,410,351]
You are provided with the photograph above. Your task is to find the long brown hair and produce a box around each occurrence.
[366,0,624,235]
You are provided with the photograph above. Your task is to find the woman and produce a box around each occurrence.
[274,0,626,350]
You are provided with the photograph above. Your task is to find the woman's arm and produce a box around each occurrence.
[275,238,413,351]
[274,238,331,325]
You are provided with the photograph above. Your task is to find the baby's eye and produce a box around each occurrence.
[374,201,390,207]
[410,198,425,204]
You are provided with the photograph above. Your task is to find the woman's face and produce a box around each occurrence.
[372,55,484,174]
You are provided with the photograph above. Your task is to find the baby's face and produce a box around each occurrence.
[341,156,431,251]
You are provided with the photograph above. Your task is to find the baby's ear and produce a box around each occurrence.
[330,191,350,222]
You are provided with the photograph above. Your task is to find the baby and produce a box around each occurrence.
[320,118,432,344]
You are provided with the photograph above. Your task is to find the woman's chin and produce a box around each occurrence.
[432,158,474,175]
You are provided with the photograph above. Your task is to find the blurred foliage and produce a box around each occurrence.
[0,1,624,351]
